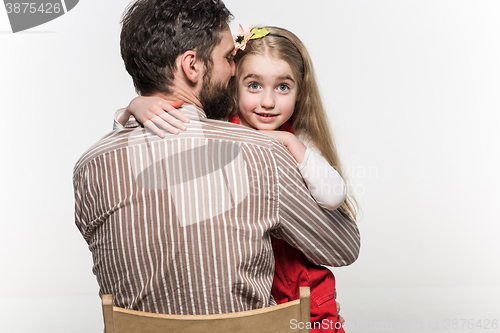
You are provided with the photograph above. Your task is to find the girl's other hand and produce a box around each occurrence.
[336,301,345,324]
[127,96,189,138]
[259,130,307,164]
[258,130,292,146]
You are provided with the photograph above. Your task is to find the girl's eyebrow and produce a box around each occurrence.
[242,74,295,83]
[242,73,262,81]
[278,75,295,83]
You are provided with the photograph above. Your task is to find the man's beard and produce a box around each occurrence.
[198,70,233,120]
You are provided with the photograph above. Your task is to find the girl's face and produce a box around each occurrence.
[237,54,298,130]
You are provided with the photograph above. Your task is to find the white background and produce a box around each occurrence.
[1,1,499,332]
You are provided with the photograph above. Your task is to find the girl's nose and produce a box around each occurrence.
[260,90,275,109]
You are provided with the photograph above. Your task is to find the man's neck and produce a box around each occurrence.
[150,90,201,108]
[151,71,205,107]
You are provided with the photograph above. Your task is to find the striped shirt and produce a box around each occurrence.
[73,104,360,315]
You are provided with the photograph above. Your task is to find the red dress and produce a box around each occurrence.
[228,115,345,333]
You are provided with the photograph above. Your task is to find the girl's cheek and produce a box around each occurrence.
[283,100,296,116]
[239,93,257,112]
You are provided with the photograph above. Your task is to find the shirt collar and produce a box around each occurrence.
[179,104,207,121]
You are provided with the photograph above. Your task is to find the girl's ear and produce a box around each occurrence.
[180,50,202,84]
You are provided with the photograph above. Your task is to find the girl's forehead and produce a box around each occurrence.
[240,54,295,79]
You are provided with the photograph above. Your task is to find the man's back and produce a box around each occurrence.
[74,105,359,315]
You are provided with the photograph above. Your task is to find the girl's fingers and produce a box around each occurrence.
[143,119,166,138]
[166,109,190,124]
[169,100,184,109]
[159,112,187,131]
[149,115,180,134]
[136,99,188,138]
[161,100,189,123]
[151,117,181,135]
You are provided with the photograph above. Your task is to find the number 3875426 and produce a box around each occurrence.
[5,3,62,14]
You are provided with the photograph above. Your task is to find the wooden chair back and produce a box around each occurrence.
[102,287,310,333]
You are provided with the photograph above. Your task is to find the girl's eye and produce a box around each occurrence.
[277,84,290,92]
[248,82,261,90]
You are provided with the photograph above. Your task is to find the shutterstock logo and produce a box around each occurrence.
[3,0,79,33]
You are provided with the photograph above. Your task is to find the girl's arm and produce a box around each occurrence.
[259,130,346,210]
[298,147,346,210]
[258,131,307,163]
[114,108,138,130]
[115,96,189,137]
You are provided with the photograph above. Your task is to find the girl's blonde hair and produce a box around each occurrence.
[231,26,358,221]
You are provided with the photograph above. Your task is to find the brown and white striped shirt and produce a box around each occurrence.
[73,104,360,315]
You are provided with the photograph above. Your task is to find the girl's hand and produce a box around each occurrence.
[259,130,307,164]
[258,130,291,145]
[337,301,345,324]
[127,96,190,138]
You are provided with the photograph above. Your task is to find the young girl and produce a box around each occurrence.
[115,25,358,332]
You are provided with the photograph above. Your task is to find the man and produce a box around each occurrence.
[73,0,360,316]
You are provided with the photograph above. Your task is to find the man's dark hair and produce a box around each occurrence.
[120,0,233,96]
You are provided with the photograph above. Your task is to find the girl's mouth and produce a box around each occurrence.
[255,112,278,122]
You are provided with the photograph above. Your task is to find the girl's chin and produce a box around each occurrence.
[253,123,281,131]
[252,117,284,130]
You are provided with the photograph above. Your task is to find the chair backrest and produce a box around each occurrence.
[102,287,310,333]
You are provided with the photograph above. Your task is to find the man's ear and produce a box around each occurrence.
[180,50,203,84]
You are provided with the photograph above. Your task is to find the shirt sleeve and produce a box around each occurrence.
[298,147,347,211]
[270,140,360,267]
